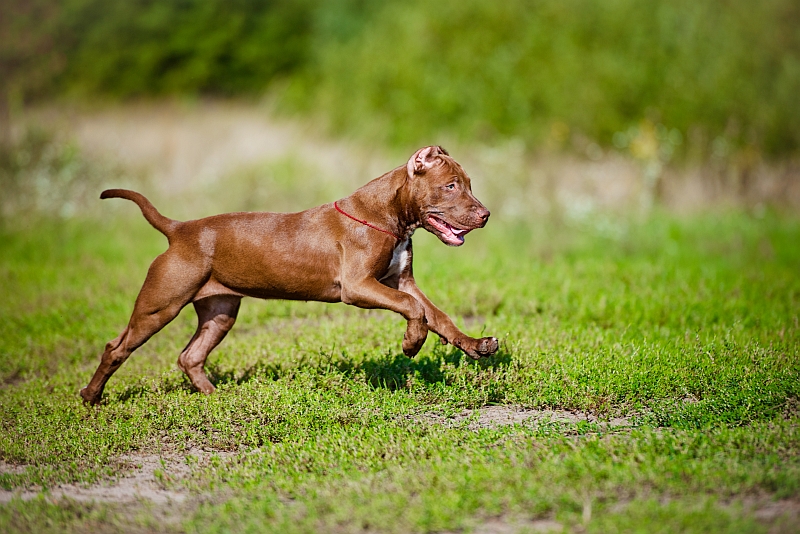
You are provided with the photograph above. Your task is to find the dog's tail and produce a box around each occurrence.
[100,189,179,239]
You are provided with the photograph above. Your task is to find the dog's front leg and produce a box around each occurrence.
[398,276,498,359]
[341,277,429,356]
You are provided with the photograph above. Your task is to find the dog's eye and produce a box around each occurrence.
[445,183,456,191]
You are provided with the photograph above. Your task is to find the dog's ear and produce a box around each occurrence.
[407,146,447,177]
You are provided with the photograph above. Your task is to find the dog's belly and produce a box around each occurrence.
[196,211,343,302]
[210,246,343,302]
[223,269,342,302]
[193,274,342,303]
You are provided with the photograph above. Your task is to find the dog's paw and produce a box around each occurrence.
[402,319,428,358]
[403,339,425,358]
[79,387,101,406]
[479,336,499,355]
[458,336,499,360]
[402,332,427,357]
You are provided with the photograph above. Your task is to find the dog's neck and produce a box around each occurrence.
[339,166,420,241]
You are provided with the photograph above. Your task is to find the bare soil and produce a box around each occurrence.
[3,423,798,532]
[0,448,231,505]
[420,405,633,431]
[1,407,622,507]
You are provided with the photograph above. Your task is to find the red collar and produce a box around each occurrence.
[334,201,401,240]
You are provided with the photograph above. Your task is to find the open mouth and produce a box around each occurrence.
[427,215,471,246]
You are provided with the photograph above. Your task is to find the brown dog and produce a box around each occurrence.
[80,146,498,405]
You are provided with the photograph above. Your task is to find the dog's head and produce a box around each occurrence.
[406,146,490,246]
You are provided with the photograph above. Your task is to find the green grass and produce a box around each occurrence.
[1,207,799,532]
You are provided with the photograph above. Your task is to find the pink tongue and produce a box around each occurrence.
[447,224,464,243]
[447,223,468,239]
[429,216,465,243]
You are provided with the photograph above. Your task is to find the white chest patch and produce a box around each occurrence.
[380,239,410,282]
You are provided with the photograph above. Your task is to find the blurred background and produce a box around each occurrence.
[1,0,799,221]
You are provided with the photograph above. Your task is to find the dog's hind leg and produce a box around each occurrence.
[80,251,207,405]
[177,295,241,394]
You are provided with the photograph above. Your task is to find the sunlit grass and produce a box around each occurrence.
[0,124,798,531]
[1,202,798,531]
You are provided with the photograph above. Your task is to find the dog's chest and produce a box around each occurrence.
[380,239,410,281]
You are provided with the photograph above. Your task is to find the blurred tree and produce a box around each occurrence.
[289,0,800,158]
[0,0,64,144]
[1,0,798,159]
[56,0,315,96]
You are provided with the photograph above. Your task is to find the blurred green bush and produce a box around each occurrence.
[2,0,799,158]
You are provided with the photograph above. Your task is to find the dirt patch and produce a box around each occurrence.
[421,406,634,431]
[470,517,564,534]
[0,448,232,505]
[438,516,564,534]
[0,461,27,476]
[745,497,800,524]
[609,495,800,531]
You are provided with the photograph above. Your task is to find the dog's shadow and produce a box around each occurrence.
[210,343,513,391]
[113,344,512,402]
[354,346,513,390]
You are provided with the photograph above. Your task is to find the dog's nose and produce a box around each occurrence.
[477,207,490,222]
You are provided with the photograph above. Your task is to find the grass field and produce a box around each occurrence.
[1,134,799,532]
